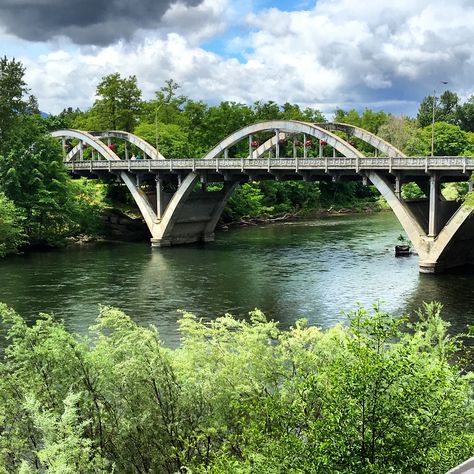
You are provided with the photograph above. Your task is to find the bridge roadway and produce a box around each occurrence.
[53,121,474,274]
[67,156,474,175]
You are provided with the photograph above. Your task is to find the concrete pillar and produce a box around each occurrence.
[248,135,252,158]
[80,141,84,160]
[275,129,280,158]
[428,173,439,237]
[61,138,66,159]
[303,133,307,159]
[394,176,401,198]
[124,142,129,160]
[469,180,473,193]
[155,175,164,220]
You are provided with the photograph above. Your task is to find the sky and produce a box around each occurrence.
[1,0,473,118]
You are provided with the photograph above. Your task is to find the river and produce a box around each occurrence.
[1,212,474,346]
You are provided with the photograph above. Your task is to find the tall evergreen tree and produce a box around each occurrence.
[0,56,28,144]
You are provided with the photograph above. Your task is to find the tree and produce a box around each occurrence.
[93,73,142,131]
[0,115,103,246]
[406,122,469,156]
[0,192,26,256]
[378,115,418,154]
[0,56,28,143]
[417,90,459,128]
[456,95,474,132]
[134,121,191,159]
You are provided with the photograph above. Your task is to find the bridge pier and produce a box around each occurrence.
[150,238,171,247]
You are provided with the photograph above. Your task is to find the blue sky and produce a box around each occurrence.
[0,0,472,117]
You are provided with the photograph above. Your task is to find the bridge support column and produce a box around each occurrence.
[275,129,280,158]
[428,173,439,237]
[155,175,164,220]
[394,175,401,198]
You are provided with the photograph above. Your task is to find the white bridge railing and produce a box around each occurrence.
[65,156,474,174]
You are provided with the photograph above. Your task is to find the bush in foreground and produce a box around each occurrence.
[0,303,473,473]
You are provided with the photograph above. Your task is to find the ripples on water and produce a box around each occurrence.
[1,212,474,347]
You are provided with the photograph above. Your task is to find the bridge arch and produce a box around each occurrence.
[318,122,406,157]
[156,120,428,258]
[52,129,166,161]
[52,129,160,235]
[203,120,363,160]
[91,130,166,160]
[244,122,406,161]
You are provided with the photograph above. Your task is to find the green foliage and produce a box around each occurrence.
[0,115,77,245]
[91,72,142,131]
[406,122,470,156]
[0,303,473,473]
[333,108,389,134]
[0,192,26,256]
[457,96,474,132]
[0,114,107,247]
[377,115,418,154]
[225,183,274,220]
[0,56,28,142]
[417,90,460,128]
[401,182,426,200]
[134,121,192,159]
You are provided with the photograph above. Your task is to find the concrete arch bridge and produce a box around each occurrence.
[52,121,474,274]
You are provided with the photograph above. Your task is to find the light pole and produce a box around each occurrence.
[155,107,159,157]
[431,81,448,157]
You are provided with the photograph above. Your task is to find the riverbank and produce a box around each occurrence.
[221,200,386,229]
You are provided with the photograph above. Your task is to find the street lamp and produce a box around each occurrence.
[431,81,448,157]
[155,107,159,157]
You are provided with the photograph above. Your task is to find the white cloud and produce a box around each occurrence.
[8,0,474,116]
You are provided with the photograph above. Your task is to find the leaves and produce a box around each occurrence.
[0,303,473,472]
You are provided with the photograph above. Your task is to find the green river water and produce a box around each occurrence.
[1,211,474,346]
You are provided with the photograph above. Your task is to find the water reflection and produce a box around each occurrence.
[1,212,474,347]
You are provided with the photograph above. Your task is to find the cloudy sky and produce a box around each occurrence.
[1,0,472,117]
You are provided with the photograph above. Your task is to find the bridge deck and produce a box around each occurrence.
[66,156,474,174]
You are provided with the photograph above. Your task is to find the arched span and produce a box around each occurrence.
[52,129,121,162]
[153,120,365,246]
[91,130,166,160]
[158,120,430,259]
[52,129,166,161]
[318,122,406,157]
[52,129,159,233]
[202,120,364,160]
